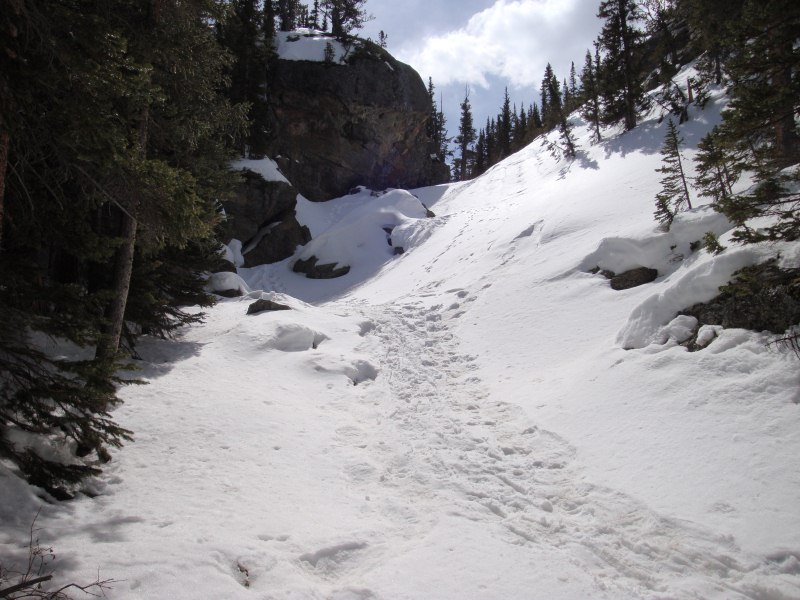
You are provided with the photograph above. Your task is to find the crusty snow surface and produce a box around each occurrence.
[2,81,800,599]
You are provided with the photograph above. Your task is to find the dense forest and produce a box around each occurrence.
[0,0,798,503]
[0,0,369,499]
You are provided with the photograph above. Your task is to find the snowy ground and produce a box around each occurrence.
[2,81,800,599]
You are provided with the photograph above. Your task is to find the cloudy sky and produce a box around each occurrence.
[361,0,602,140]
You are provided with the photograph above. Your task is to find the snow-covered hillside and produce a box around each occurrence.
[2,79,799,599]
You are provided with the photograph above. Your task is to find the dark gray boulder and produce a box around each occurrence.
[610,267,659,290]
[247,299,292,315]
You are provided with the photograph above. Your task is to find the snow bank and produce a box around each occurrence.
[616,231,799,349]
[580,205,733,277]
[275,29,350,63]
[205,271,250,295]
[295,188,430,269]
[220,239,245,267]
[230,157,290,184]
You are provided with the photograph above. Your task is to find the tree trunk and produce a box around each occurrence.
[0,130,9,248]
[771,32,799,167]
[95,208,137,363]
[676,149,692,210]
[95,1,158,362]
[620,2,637,131]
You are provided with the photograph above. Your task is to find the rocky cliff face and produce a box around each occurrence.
[222,39,445,269]
[266,43,443,201]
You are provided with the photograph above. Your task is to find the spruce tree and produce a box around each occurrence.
[425,79,450,165]
[694,127,737,204]
[219,0,273,157]
[498,88,513,159]
[679,0,744,86]
[580,47,603,143]
[568,61,580,111]
[485,117,496,167]
[454,89,477,181]
[1,0,245,495]
[596,0,646,130]
[706,0,800,244]
[654,119,692,228]
[530,103,543,132]
[540,64,556,131]
[562,77,572,115]
[514,105,528,151]
[474,130,487,177]
[324,0,370,38]
[543,64,576,158]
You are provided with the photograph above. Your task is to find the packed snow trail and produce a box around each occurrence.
[339,295,799,599]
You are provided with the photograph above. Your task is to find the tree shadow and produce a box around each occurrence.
[124,335,205,381]
[602,118,664,158]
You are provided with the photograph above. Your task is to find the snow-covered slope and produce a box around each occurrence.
[2,80,799,600]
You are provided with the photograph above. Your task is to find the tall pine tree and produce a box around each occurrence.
[454,88,477,181]
[708,0,800,244]
[596,0,646,130]
[580,47,603,143]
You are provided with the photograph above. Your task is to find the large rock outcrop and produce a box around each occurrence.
[266,42,440,201]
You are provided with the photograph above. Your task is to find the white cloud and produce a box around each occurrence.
[397,0,600,91]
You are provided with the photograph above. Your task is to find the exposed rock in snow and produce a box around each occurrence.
[205,272,250,297]
[246,299,292,315]
[610,266,659,290]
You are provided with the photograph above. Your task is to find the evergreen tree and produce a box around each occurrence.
[530,103,543,131]
[485,117,496,167]
[654,118,692,228]
[454,89,477,181]
[596,0,646,130]
[219,0,273,157]
[474,130,487,177]
[679,0,745,86]
[544,65,577,158]
[426,79,450,164]
[498,88,513,159]
[580,47,603,143]
[0,0,245,494]
[693,128,737,204]
[562,77,572,115]
[707,0,800,244]
[323,0,370,37]
[540,63,560,130]
[277,0,294,31]
[513,105,528,151]
[568,61,580,111]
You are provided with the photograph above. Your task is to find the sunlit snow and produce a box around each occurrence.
[1,70,799,600]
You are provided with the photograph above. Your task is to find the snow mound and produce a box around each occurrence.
[205,272,250,295]
[275,29,350,63]
[308,354,379,385]
[221,239,245,267]
[295,188,431,271]
[617,244,779,349]
[230,157,290,184]
[580,206,733,278]
[263,323,329,352]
